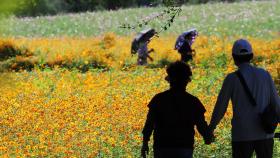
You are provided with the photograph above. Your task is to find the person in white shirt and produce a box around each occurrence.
[209,39,280,158]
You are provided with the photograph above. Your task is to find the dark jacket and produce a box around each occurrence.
[142,88,212,149]
[178,41,192,55]
[178,41,193,62]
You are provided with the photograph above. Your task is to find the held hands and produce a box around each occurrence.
[204,132,215,145]
[141,141,149,158]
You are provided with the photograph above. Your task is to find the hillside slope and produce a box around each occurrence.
[0,0,279,38]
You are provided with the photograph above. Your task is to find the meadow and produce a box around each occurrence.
[0,0,280,157]
[0,1,280,38]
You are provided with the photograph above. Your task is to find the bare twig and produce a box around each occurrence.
[119,4,182,35]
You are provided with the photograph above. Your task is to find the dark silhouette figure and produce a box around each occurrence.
[141,61,213,158]
[175,29,198,62]
[178,39,193,62]
[137,40,154,65]
[209,39,280,158]
[131,28,156,65]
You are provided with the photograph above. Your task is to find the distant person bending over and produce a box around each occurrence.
[137,40,154,65]
[175,29,198,62]
[141,61,213,158]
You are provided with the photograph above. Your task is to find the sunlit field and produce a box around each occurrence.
[0,0,280,157]
[0,35,279,157]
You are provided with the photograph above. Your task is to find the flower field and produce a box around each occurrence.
[0,34,279,157]
[1,0,280,157]
[0,34,280,72]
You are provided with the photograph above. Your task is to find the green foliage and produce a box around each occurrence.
[15,0,69,17]
[10,0,164,17]
[0,0,21,15]
[1,1,279,38]
[0,41,35,72]
[0,42,21,61]
[1,0,261,17]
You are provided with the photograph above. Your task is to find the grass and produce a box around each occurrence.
[0,0,279,38]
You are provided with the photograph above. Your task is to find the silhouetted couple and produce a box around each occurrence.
[141,39,280,158]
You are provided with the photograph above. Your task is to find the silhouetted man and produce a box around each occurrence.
[209,39,280,158]
[141,61,212,158]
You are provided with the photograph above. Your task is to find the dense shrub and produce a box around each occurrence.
[15,0,69,16]
[0,41,32,61]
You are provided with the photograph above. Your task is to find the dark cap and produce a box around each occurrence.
[232,39,253,56]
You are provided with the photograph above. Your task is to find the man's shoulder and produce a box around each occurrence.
[254,66,269,75]
[148,90,173,108]
[224,72,238,81]
[150,90,170,101]
[185,92,203,104]
[155,90,196,100]
[185,92,206,112]
[226,66,270,82]
[185,91,197,98]
[242,63,268,74]
[247,65,271,79]
[155,90,169,96]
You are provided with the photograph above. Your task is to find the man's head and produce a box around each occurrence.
[232,39,253,65]
[166,61,192,88]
